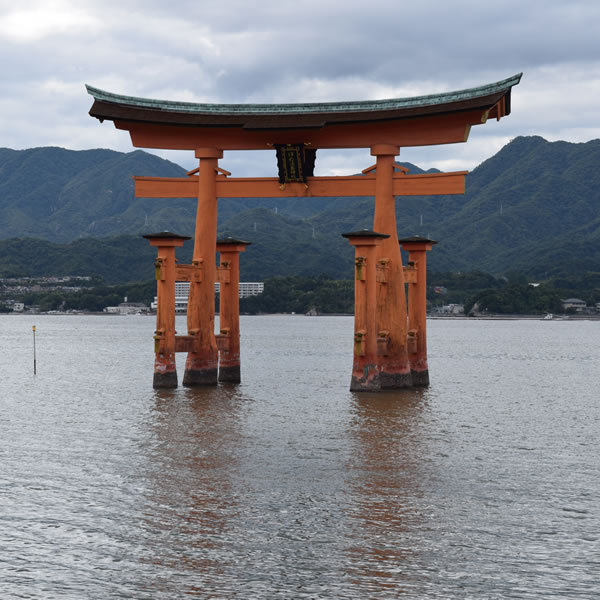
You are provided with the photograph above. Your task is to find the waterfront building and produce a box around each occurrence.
[561,298,587,312]
[151,281,264,313]
[104,301,149,315]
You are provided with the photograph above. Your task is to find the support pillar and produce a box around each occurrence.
[144,232,190,388]
[216,237,251,383]
[399,236,437,386]
[342,230,389,391]
[183,148,223,386]
[371,144,412,388]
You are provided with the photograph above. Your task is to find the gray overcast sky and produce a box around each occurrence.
[1,0,599,176]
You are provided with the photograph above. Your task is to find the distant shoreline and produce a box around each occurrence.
[4,312,599,321]
[428,314,600,321]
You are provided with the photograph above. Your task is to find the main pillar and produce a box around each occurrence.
[183,148,223,386]
[216,237,251,383]
[399,236,437,387]
[342,230,389,391]
[144,231,190,388]
[371,144,412,388]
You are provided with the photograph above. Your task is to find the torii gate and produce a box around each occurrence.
[86,73,521,391]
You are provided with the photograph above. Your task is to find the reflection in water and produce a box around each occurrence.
[346,389,428,596]
[139,385,248,595]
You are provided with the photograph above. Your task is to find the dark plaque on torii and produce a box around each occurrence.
[274,143,316,184]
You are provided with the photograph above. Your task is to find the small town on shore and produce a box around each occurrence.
[2,274,599,319]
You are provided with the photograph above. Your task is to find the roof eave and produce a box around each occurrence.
[88,89,512,130]
[86,74,522,128]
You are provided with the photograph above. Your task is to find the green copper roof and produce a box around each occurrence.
[86,73,521,116]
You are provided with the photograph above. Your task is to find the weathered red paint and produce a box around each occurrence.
[153,352,177,389]
[371,146,412,389]
[144,232,189,388]
[343,231,388,391]
[400,237,437,387]
[216,238,250,383]
[183,148,222,387]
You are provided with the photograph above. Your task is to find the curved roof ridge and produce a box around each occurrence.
[86,73,522,116]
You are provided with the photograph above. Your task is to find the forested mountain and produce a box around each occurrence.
[430,136,600,274]
[0,137,598,281]
[295,136,600,275]
[0,147,191,241]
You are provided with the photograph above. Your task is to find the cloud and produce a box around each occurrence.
[0,0,599,176]
[0,1,101,43]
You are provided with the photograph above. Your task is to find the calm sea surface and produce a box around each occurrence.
[1,314,599,599]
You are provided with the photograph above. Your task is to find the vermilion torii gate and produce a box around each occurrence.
[87,73,520,391]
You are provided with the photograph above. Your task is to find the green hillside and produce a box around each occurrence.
[432,136,600,275]
[0,236,159,283]
[291,136,600,276]
[0,138,598,280]
[0,147,194,241]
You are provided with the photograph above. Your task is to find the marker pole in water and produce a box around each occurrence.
[32,325,36,375]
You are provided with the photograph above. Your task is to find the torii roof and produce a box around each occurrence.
[87,74,521,129]
[85,74,521,150]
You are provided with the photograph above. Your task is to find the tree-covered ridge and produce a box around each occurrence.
[0,236,159,283]
[0,137,599,279]
[0,147,191,241]
[239,276,354,314]
[430,136,600,275]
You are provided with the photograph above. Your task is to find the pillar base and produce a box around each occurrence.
[410,357,430,387]
[218,364,241,383]
[350,364,382,392]
[153,353,178,389]
[183,353,218,386]
[350,375,381,392]
[153,371,178,388]
[379,369,413,389]
[182,368,218,386]
[377,354,413,389]
[410,369,430,387]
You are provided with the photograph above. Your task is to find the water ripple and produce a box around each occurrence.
[0,315,599,598]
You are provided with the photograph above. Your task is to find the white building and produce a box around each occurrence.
[435,303,464,315]
[104,301,149,315]
[561,298,587,312]
[152,281,264,312]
